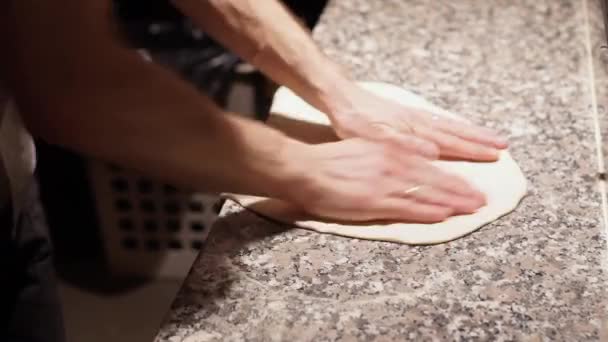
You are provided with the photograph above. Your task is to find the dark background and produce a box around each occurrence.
[38,0,328,284]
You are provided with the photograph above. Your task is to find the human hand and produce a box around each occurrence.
[283,138,487,223]
[326,86,508,161]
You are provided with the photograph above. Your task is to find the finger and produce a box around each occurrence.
[370,197,454,223]
[402,158,486,203]
[369,123,439,159]
[439,176,487,206]
[383,151,486,209]
[394,183,483,214]
[414,126,501,161]
[401,185,485,214]
[434,118,509,149]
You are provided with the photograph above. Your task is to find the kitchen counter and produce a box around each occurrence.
[155,0,608,340]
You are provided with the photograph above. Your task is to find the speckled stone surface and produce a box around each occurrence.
[156,1,608,341]
[589,0,608,171]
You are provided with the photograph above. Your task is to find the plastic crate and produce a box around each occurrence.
[89,161,221,278]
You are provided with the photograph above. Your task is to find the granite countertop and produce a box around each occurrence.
[155,0,608,340]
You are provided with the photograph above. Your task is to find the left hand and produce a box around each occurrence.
[325,86,509,161]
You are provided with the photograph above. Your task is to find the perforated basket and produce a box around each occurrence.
[88,161,221,279]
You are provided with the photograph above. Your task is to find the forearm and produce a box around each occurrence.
[0,0,303,198]
[41,54,301,197]
[173,0,355,114]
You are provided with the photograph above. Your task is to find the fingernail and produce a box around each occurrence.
[482,148,500,161]
[465,186,486,203]
[477,191,487,205]
[460,202,481,214]
[463,186,481,198]
[496,135,509,147]
[439,207,454,220]
[453,194,484,214]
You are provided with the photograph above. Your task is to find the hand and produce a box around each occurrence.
[284,138,487,223]
[326,86,508,161]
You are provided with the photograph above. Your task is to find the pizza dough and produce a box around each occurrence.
[226,82,527,245]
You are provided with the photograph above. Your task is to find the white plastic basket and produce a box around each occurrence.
[87,58,269,279]
[88,160,221,279]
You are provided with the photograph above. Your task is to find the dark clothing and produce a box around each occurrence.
[1,183,65,342]
[2,59,63,342]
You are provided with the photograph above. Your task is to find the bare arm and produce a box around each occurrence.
[0,0,490,222]
[173,0,508,161]
[0,0,304,198]
[172,0,354,114]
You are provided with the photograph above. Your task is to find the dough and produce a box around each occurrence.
[226,82,527,245]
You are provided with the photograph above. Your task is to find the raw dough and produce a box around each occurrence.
[226,82,527,245]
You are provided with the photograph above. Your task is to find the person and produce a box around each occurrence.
[0,1,508,341]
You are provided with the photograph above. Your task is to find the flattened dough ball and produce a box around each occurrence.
[226,82,527,245]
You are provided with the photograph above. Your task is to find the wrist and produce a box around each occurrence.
[313,75,362,121]
[289,58,357,116]
[264,138,315,203]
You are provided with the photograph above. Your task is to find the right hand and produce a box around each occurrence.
[285,138,486,223]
